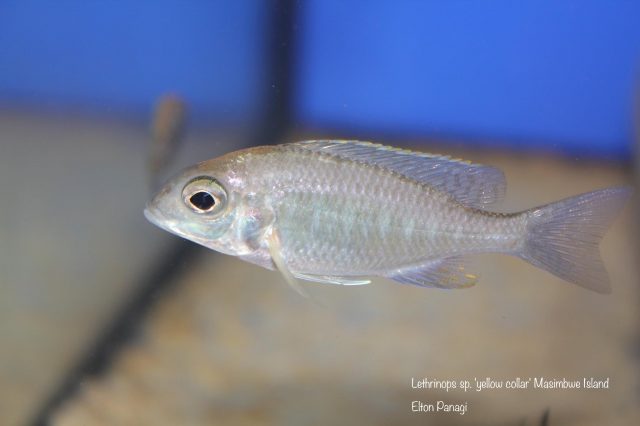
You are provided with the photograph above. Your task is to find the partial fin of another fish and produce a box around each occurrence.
[518,186,632,294]
[385,257,478,289]
[292,272,371,286]
[266,227,310,298]
[293,140,506,208]
[148,94,187,192]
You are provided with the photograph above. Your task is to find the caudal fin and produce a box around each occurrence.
[519,186,632,293]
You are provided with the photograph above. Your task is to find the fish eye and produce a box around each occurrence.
[189,191,215,211]
[182,176,227,215]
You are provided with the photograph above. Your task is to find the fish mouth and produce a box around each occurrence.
[144,204,180,236]
[144,204,163,227]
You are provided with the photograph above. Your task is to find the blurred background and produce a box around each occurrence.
[0,1,639,425]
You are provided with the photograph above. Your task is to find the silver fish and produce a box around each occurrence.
[144,140,631,294]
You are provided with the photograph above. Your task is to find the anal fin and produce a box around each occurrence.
[385,257,478,289]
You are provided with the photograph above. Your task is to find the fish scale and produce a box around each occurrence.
[245,146,524,275]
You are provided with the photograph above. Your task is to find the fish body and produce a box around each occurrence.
[228,146,522,273]
[145,140,631,293]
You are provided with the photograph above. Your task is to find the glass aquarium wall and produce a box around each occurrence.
[0,2,638,425]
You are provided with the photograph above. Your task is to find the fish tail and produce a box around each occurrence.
[518,186,632,293]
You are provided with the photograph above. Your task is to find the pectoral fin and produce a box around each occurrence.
[385,257,478,289]
[266,228,310,298]
[292,272,371,286]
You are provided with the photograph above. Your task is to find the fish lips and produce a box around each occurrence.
[143,204,163,228]
[144,204,182,237]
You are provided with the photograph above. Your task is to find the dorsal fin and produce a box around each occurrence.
[291,140,506,208]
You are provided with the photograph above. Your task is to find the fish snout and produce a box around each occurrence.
[144,204,163,227]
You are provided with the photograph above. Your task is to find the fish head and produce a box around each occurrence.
[145,152,267,256]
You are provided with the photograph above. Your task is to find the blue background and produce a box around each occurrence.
[295,1,640,158]
[1,0,639,157]
[0,1,269,120]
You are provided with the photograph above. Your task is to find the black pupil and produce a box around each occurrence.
[190,191,215,211]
